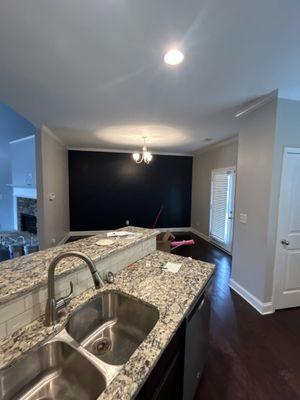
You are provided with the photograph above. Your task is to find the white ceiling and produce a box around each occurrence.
[1,0,300,152]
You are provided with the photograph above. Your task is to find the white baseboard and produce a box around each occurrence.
[190,227,232,255]
[158,227,191,232]
[190,227,210,241]
[229,278,274,315]
[58,233,71,245]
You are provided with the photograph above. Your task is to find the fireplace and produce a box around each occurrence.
[16,197,38,233]
[20,213,37,234]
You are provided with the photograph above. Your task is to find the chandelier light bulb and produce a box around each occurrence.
[144,152,153,163]
[132,152,140,162]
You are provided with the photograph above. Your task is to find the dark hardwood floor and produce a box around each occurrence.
[172,232,300,400]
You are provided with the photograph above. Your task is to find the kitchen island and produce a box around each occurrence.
[0,246,214,400]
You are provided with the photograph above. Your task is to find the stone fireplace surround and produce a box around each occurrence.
[17,197,37,233]
[12,187,37,232]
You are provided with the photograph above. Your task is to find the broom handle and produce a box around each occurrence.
[152,204,164,228]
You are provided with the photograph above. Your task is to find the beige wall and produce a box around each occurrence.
[191,138,238,236]
[231,99,278,304]
[36,126,69,249]
[231,98,300,306]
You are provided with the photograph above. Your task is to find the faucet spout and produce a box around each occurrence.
[45,251,104,326]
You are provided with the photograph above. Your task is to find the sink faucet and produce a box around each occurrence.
[45,251,105,326]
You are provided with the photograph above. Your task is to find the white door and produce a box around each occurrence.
[209,167,235,253]
[274,148,300,310]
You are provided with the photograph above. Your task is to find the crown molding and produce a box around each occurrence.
[234,89,278,119]
[40,125,66,147]
[68,146,193,157]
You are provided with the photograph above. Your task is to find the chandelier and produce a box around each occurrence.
[132,137,153,164]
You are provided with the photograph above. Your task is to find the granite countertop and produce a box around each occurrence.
[0,250,214,400]
[0,226,158,305]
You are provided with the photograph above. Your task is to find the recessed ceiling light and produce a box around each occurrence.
[164,48,184,66]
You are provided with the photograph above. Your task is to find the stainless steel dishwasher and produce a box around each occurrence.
[183,284,211,400]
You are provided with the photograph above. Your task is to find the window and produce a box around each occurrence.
[209,168,235,252]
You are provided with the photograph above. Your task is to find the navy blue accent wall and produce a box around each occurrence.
[68,151,192,231]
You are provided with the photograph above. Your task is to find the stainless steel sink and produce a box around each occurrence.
[0,290,159,399]
[0,341,106,400]
[65,290,159,365]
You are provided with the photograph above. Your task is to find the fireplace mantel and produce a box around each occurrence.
[13,186,37,199]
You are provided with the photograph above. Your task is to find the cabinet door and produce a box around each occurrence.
[135,323,184,400]
[154,350,182,400]
[183,294,211,400]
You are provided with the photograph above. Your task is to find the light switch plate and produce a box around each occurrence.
[49,193,56,201]
[239,213,247,224]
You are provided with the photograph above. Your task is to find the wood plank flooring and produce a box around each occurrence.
[172,232,300,400]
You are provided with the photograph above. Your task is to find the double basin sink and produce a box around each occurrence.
[0,290,159,400]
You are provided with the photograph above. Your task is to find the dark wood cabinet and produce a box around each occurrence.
[135,321,185,400]
[153,349,182,400]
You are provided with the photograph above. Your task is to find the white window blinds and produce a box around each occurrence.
[210,171,230,244]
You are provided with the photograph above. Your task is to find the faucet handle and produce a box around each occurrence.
[106,271,115,284]
[56,281,74,310]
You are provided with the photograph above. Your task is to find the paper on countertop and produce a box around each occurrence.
[107,231,136,237]
[163,262,182,273]
[96,238,115,246]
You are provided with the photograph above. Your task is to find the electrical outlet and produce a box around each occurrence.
[126,220,130,225]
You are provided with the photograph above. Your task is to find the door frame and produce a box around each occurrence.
[273,147,300,310]
[209,166,236,253]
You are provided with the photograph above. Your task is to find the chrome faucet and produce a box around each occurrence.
[45,251,105,326]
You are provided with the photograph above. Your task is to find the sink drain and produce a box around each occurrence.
[92,337,112,355]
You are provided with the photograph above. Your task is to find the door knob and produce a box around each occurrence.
[281,239,290,246]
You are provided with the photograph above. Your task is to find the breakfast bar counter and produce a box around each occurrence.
[0,249,214,400]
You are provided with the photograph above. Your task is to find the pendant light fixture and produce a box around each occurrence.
[132,137,153,164]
